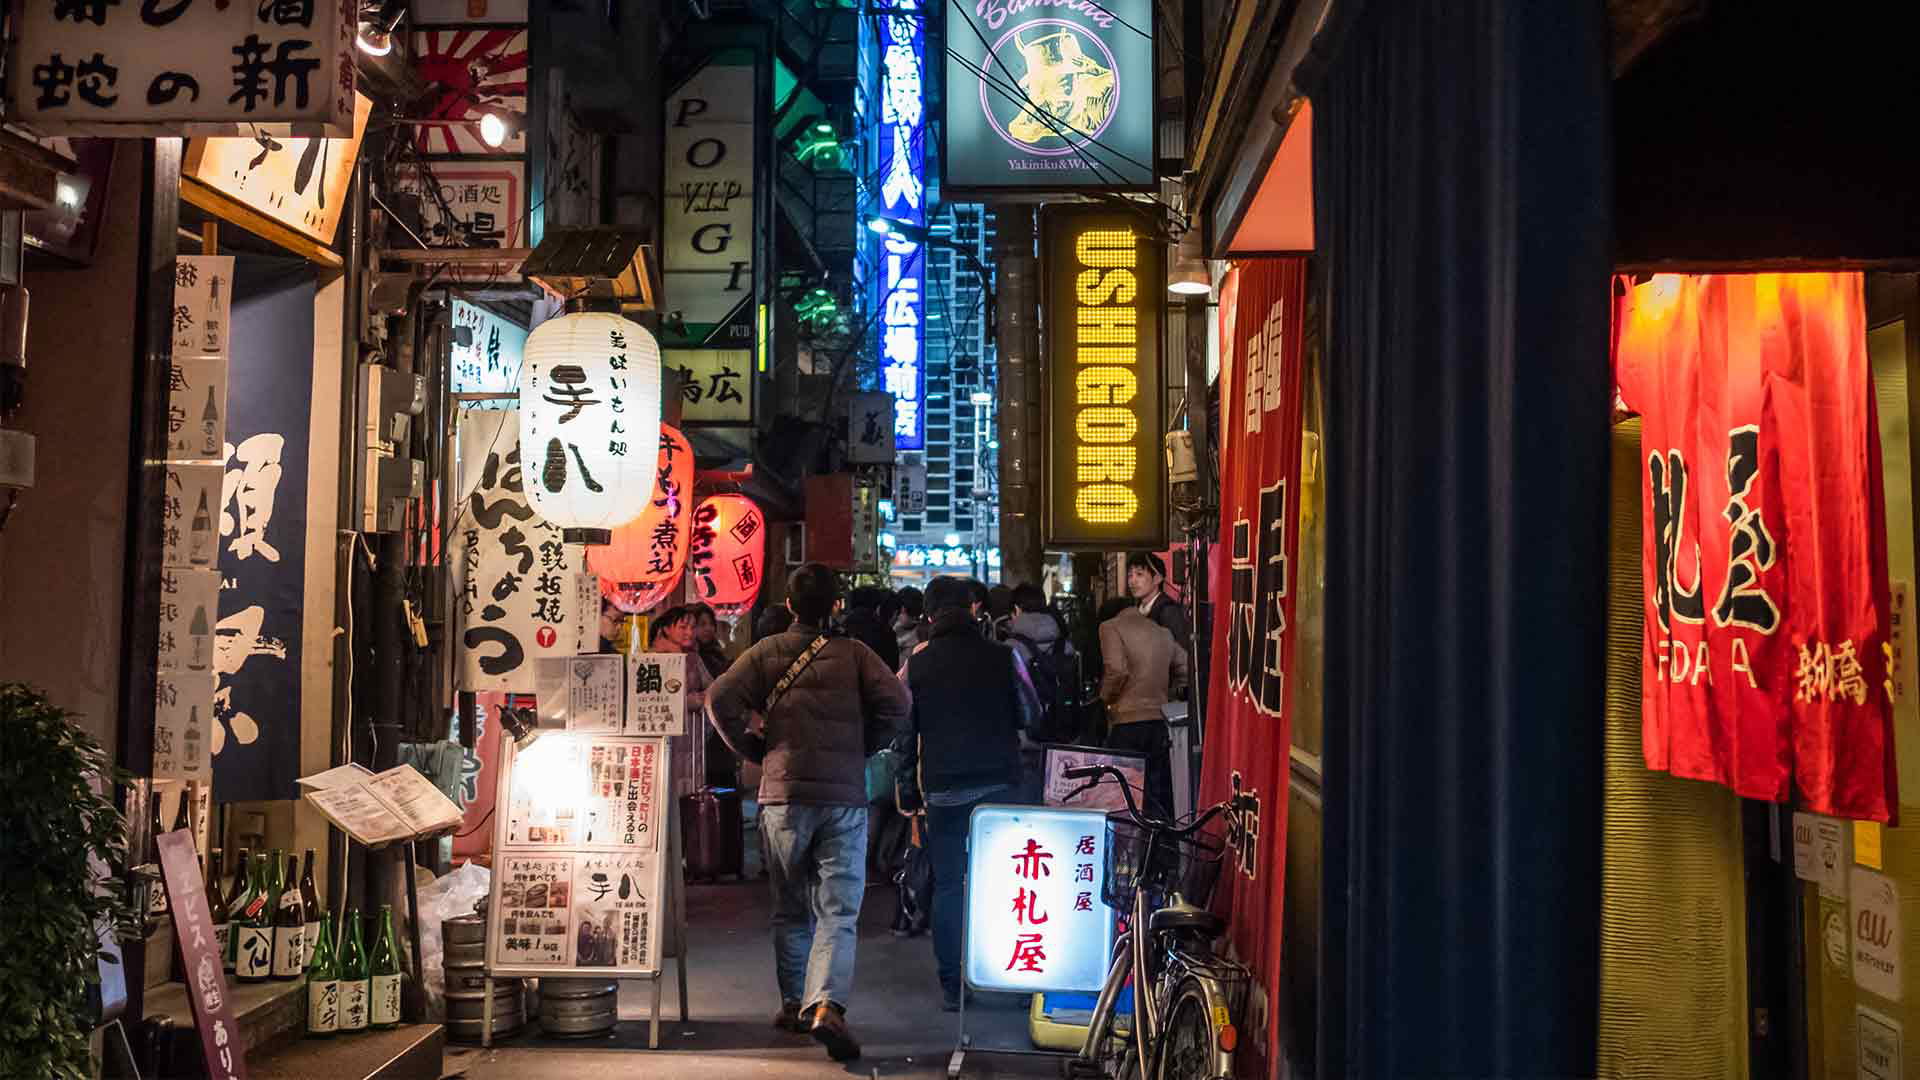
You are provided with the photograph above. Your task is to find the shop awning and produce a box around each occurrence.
[1214,99,1314,256]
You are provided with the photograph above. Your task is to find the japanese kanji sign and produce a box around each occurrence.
[391,159,526,249]
[158,830,248,1079]
[663,349,752,425]
[534,654,624,733]
[10,0,357,137]
[1615,273,1897,821]
[488,734,668,977]
[452,407,597,693]
[166,255,232,461]
[964,805,1112,994]
[449,299,528,401]
[155,669,214,782]
[182,91,369,245]
[171,255,233,361]
[846,390,895,465]
[626,652,688,736]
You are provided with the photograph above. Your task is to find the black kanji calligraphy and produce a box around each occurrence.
[32,56,76,110]
[464,626,525,676]
[230,35,321,112]
[147,71,201,104]
[140,0,192,26]
[76,53,120,107]
[543,365,601,422]
[1714,425,1780,633]
[1647,448,1706,629]
[541,438,604,495]
[55,0,117,25]
[500,526,535,574]
[257,0,315,26]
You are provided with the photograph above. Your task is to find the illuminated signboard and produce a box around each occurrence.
[870,4,926,450]
[1042,206,1166,549]
[942,0,1155,192]
[964,804,1113,994]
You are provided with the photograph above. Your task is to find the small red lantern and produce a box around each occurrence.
[689,494,766,613]
[589,426,694,613]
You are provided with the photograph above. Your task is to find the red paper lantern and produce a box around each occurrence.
[689,494,766,613]
[589,426,694,613]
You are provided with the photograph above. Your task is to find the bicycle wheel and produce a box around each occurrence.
[1154,980,1222,1080]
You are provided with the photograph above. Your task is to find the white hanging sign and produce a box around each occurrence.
[157,567,221,675]
[154,670,214,782]
[535,655,626,734]
[626,652,688,736]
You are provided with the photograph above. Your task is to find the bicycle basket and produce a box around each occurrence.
[1102,812,1226,912]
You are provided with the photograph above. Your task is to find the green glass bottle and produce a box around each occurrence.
[223,846,252,974]
[233,853,274,983]
[304,913,339,1038]
[337,909,370,1033]
[369,905,402,1029]
[271,852,304,980]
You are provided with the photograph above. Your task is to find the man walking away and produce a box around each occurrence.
[1099,595,1189,819]
[707,564,912,1061]
[841,586,902,671]
[1127,551,1192,659]
[899,575,1038,1010]
[1006,583,1075,785]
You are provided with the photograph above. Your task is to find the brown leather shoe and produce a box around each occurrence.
[773,1001,806,1033]
[807,1001,861,1061]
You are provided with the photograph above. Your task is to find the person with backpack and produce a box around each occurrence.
[896,575,1040,1010]
[706,564,912,1061]
[1006,583,1075,793]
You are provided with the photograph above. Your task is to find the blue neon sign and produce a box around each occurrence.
[874,2,926,451]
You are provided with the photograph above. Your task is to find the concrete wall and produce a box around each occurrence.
[0,141,144,751]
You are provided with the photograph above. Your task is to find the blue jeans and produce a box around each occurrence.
[759,802,869,1010]
[925,785,1018,1001]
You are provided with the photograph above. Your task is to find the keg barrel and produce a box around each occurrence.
[537,977,618,1037]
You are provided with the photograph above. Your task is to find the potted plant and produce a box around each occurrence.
[0,683,140,1079]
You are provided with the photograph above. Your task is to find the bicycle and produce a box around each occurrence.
[1058,764,1251,1080]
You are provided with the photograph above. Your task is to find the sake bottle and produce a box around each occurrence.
[223,846,252,973]
[299,850,322,967]
[369,905,401,1029]
[146,794,169,921]
[187,604,211,671]
[337,909,370,1033]
[271,852,304,980]
[305,912,339,1038]
[234,853,274,983]
[200,384,220,458]
[206,849,229,972]
[188,490,214,565]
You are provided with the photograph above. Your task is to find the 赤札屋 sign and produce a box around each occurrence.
[1041,205,1166,550]
[942,0,1155,192]
[965,804,1113,994]
[869,6,926,450]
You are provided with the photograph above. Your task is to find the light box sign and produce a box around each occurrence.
[965,804,1113,994]
[663,54,759,350]
[943,0,1155,192]
[182,92,370,246]
[450,299,528,401]
[1042,206,1166,549]
[869,6,926,450]
[10,0,358,137]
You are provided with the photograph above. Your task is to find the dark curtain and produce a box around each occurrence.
[1298,0,1613,1076]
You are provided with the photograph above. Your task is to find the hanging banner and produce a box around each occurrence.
[1197,257,1306,1080]
[9,0,358,138]
[688,495,767,610]
[452,408,597,693]
[213,260,314,803]
[847,391,897,465]
[942,0,1155,192]
[1040,205,1165,549]
[1614,273,1896,821]
[410,27,530,155]
[182,92,370,246]
[662,53,759,349]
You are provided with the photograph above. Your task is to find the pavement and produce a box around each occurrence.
[443,875,1066,1080]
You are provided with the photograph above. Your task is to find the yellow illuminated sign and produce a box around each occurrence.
[1043,208,1165,549]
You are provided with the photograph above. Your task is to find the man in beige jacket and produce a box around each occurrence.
[1098,597,1189,817]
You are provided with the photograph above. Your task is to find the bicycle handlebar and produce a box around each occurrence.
[1061,763,1228,838]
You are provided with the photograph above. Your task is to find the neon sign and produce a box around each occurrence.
[873,2,926,450]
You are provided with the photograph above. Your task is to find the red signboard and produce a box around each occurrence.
[1197,258,1305,1077]
[158,830,249,1080]
[1615,272,1897,821]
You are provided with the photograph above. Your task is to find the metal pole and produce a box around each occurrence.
[992,206,1041,586]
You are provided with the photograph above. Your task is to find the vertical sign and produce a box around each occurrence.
[449,298,529,400]
[963,805,1113,994]
[9,0,357,137]
[158,831,249,1080]
[869,6,926,449]
[1040,206,1165,548]
[942,0,1155,191]
[626,653,689,736]
[452,408,596,692]
[663,56,759,349]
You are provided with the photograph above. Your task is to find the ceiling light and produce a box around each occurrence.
[357,0,405,55]
[479,110,526,149]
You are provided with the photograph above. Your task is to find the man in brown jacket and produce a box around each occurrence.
[1098,597,1189,817]
[707,563,912,1062]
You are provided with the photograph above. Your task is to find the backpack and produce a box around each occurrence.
[1009,630,1071,743]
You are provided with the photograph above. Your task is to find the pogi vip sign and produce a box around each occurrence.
[964,805,1113,994]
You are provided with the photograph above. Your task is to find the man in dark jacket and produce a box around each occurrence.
[840,586,902,671]
[1127,551,1192,656]
[707,564,912,1061]
[898,575,1039,1009]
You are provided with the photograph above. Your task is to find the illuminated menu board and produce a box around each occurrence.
[1042,206,1166,549]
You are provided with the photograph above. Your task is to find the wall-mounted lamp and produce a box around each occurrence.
[498,704,540,752]
[357,0,407,56]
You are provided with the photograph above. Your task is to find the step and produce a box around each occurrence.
[251,1024,444,1080]
[146,975,306,1066]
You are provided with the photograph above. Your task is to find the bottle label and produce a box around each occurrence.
[213,922,230,964]
[236,927,274,978]
[308,979,340,1034]
[372,974,401,1025]
[243,893,268,920]
[148,880,169,916]
[341,980,370,1030]
[305,921,322,968]
[273,924,304,978]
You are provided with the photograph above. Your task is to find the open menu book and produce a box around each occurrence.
[298,763,463,846]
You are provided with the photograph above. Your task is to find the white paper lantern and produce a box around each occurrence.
[517,310,663,544]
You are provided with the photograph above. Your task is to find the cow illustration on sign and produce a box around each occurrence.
[1000,22,1115,148]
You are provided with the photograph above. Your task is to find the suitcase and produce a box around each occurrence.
[681,786,744,881]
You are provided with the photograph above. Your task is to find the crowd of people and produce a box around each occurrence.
[703,556,1191,1062]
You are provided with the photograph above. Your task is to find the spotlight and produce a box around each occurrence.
[357,0,406,56]
[478,110,526,149]
[498,704,541,751]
